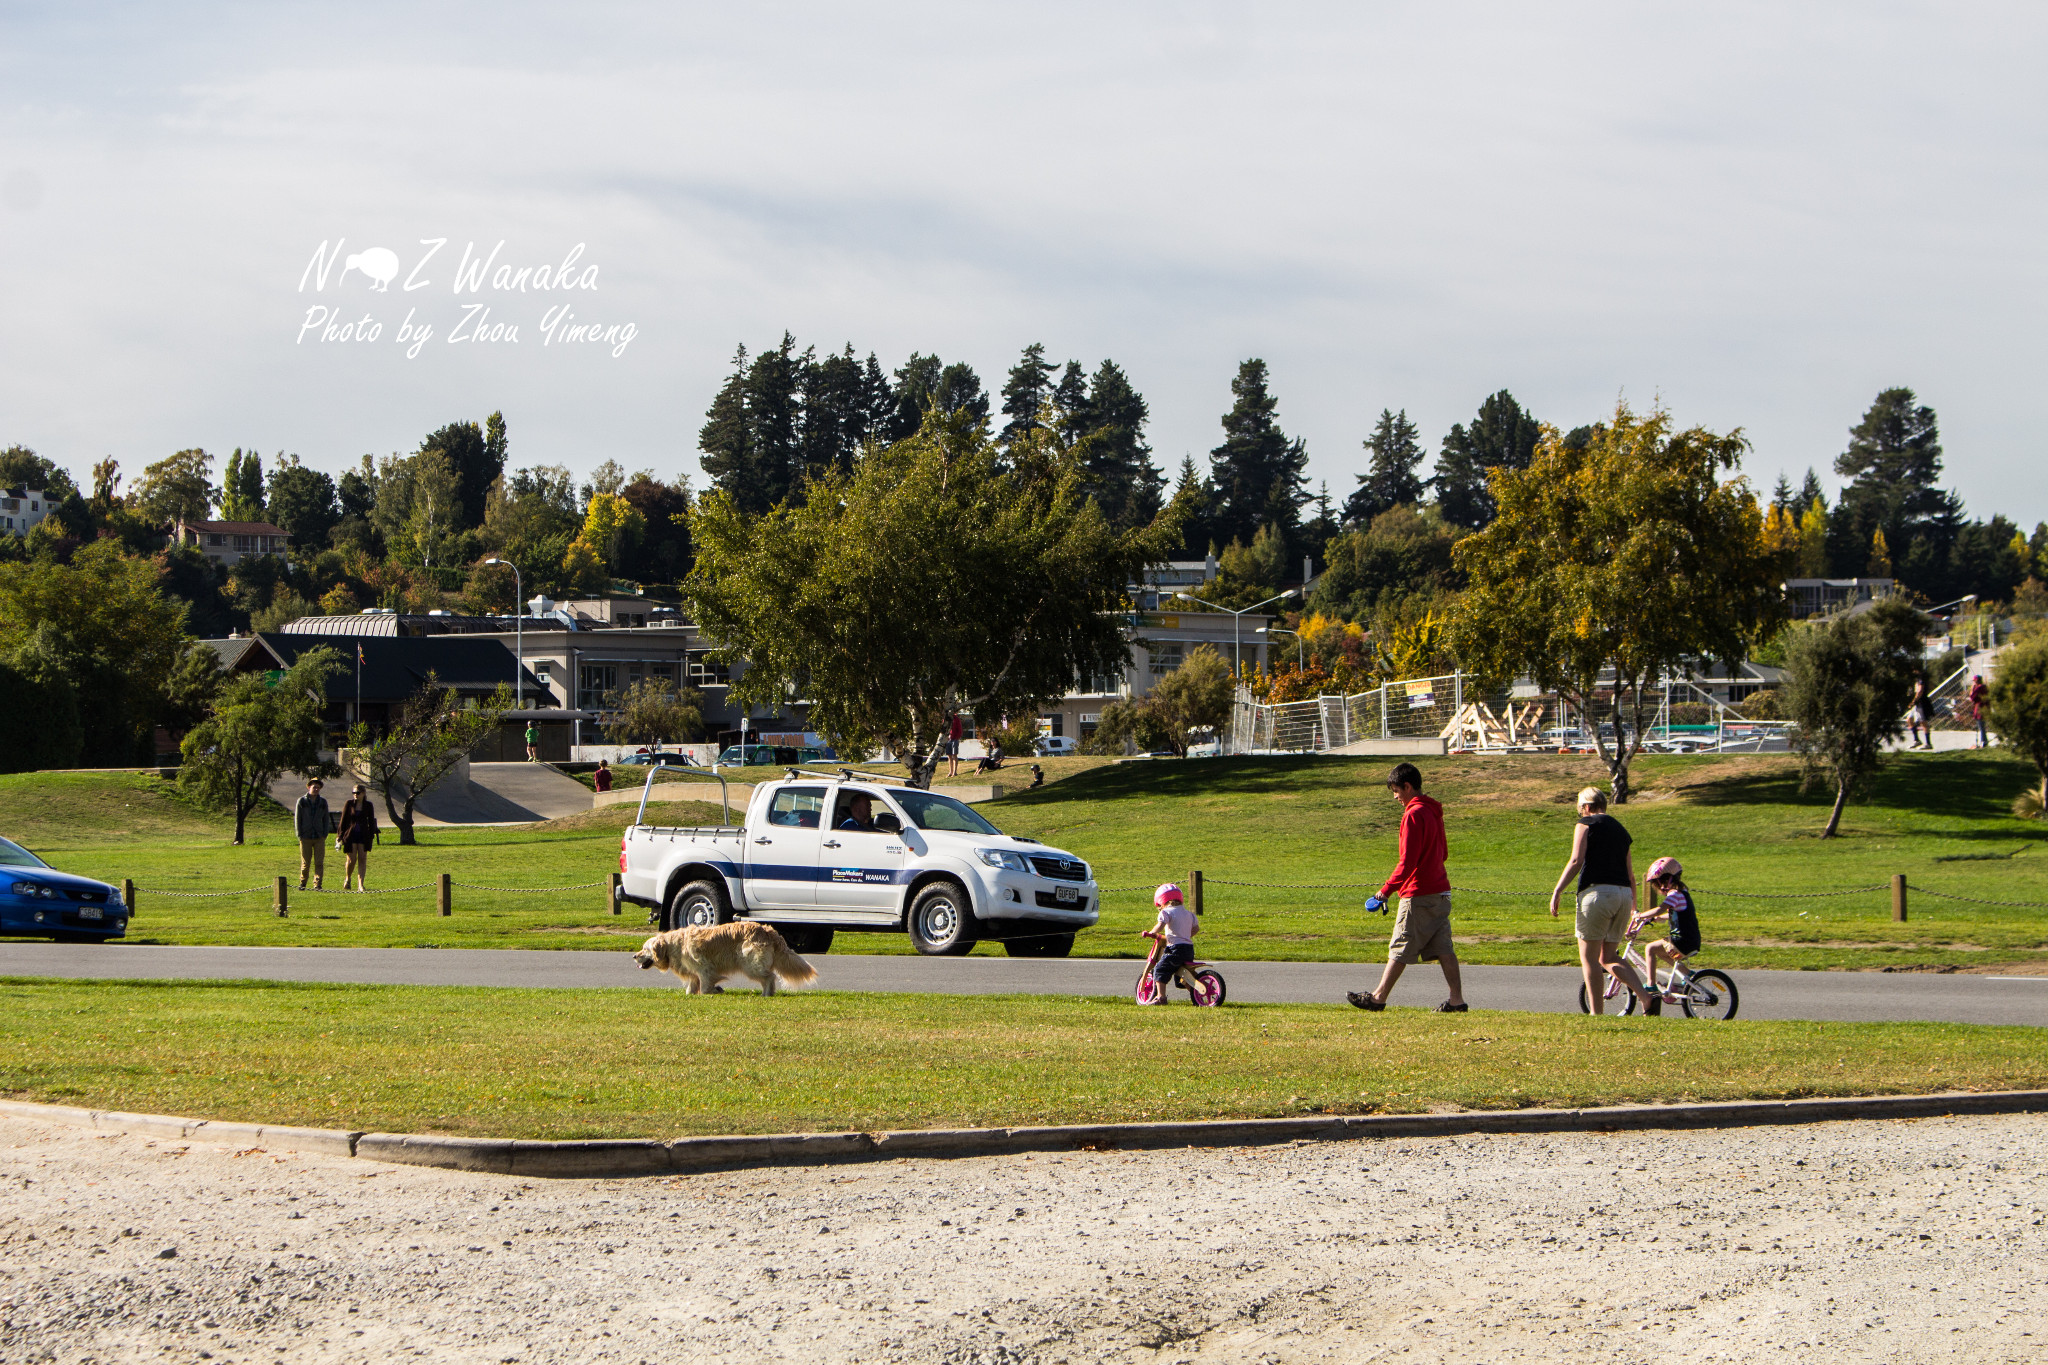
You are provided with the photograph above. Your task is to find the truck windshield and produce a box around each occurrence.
[0,837,48,868]
[893,790,1001,835]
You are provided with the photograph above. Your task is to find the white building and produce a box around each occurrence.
[1,487,52,536]
[173,518,291,567]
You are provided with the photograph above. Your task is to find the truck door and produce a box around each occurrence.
[815,786,906,914]
[747,785,828,909]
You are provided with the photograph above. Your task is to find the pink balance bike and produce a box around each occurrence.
[1134,938,1227,1006]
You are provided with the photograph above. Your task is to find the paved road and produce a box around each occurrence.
[6,942,2046,1025]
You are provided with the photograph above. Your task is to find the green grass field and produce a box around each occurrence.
[4,751,2045,968]
[5,978,2042,1139]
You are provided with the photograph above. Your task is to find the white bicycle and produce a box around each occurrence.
[1579,914,1739,1020]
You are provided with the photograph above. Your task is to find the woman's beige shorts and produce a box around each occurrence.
[1575,884,1633,943]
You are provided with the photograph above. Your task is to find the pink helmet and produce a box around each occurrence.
[1154,883,1184,908]
[1647,856,1683,882]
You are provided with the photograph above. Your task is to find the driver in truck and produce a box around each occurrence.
[838,792,881,832]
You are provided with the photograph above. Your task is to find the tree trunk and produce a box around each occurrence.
[232,801,248,846]
[1609,758,1633,806]
[1821,782,1850,839]
[394,806,418,845]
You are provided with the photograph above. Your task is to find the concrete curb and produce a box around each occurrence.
[6,1091,2046,1179]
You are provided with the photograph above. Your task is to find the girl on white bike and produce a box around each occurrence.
[1639,856,1702,1003]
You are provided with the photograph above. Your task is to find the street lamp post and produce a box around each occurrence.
[483,558,523,709]
[1173,588,1299,678]
[1256,624,1304,670]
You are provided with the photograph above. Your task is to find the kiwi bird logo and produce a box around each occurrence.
[341,247,400,291]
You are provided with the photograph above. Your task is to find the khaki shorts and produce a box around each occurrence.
[1576,884,1633,943]
[1388,891,1454,964]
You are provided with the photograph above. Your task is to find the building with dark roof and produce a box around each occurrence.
[211,632,552,741]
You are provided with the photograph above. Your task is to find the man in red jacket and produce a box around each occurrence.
[1348,762,1468,1012]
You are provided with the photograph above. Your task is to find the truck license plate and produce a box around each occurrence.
[1055,885,1077,904]
[79,906,103,920]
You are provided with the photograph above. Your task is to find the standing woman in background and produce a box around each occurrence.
[338,784,378,892]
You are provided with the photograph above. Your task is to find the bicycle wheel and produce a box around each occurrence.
[1577,981,1637,1016]
[1134,973,1162,1005]
[1185,969,1227,1007]
[1679,969,1739,1021]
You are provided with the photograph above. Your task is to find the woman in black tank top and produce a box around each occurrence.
[1577,812,1631,891]
[1548,786,1655,1015]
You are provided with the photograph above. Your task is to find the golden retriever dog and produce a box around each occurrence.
[633,922,819,996]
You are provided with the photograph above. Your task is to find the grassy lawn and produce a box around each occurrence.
[4,752,2045,968]
[4,978,2042,1140]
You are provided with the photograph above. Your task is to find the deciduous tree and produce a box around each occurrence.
[688,411,1188,787]
[1450,401,1791,804]
[347,677,512,844]
[179,647,343,844]
[1143,645,1233,755]
[129,449,216,526]
[1988,635,2048,817]
[603,677,705,745]
[1781,598,1927,837]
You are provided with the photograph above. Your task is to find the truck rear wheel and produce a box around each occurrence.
[1004,932,1074,958]
[907,882,977,956]
[665,879,728,932]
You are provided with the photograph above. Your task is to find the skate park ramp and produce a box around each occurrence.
[267,764,592,826]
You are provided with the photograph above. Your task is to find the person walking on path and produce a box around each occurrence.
[293,778,331,891]
[1347,763,1467,1013]
[946,710,965,778]
[1969,673,1990,748]
[1907,673,1933,749]
[593,759,613,793]
[524,722,540,762]
[336,784,378,892]
[1549,786,1659,1015]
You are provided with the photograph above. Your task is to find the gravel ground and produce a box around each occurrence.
[2,1111,2045,1364]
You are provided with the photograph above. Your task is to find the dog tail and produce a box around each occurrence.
[770,936,820,987]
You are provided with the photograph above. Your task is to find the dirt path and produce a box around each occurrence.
[3,1111,2044,1363]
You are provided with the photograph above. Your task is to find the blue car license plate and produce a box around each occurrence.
[78,906,103,921]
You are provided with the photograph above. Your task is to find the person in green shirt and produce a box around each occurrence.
[524,723,539,762]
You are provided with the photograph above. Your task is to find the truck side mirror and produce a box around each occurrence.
[874,812,901,834]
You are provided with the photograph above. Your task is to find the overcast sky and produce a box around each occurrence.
[3,1,2042,524]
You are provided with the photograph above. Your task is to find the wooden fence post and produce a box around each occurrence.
[1893,873,1908,923]
[274,876,288,917]
[122,879,136,919]
[438,873,452,917]
[609,872,622,916]
[1191,869,1204,918]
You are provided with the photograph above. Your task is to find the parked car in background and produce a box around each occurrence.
[1185,738,1222,758]
[1035,735,1079,757]
[0,837,126,942]
[618,748,695,766]
[715,744,839,767]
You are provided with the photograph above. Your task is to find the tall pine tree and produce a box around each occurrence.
[1431,389,1541,530]
[1342,408,1425,526]
[1826,387,1964,590]
[1070,360,1164,529]
[1208,358,1307,553]
[999,343,1056,448]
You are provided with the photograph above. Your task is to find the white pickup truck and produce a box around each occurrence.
[616,769,1099,957]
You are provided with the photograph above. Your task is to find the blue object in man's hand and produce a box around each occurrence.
[1364,895,1387,915]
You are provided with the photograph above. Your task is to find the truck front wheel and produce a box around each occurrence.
[1004,931,1075,958]
[665,879,729,932]
[907,882,977,956]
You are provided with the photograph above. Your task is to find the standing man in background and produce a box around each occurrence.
[1348,763,1467,1013]
[294,777,331,891]
[946,709,965,778]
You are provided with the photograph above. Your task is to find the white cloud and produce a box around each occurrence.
[0,0,2042,520]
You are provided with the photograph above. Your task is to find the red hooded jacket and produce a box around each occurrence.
[1379,792,1450,900]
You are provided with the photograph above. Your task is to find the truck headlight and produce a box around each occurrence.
[976,849,1029,873]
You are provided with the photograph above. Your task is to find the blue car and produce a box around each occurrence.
[0,836,127,942]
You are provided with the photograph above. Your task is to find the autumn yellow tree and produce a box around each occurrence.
[1450,401,1793,803]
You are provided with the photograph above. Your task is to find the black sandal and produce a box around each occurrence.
[1435,1001,1469,1012]
[1347,991,1385,1011]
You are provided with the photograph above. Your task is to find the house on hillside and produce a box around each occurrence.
[1,487,52,536]
[173,518,291,567]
